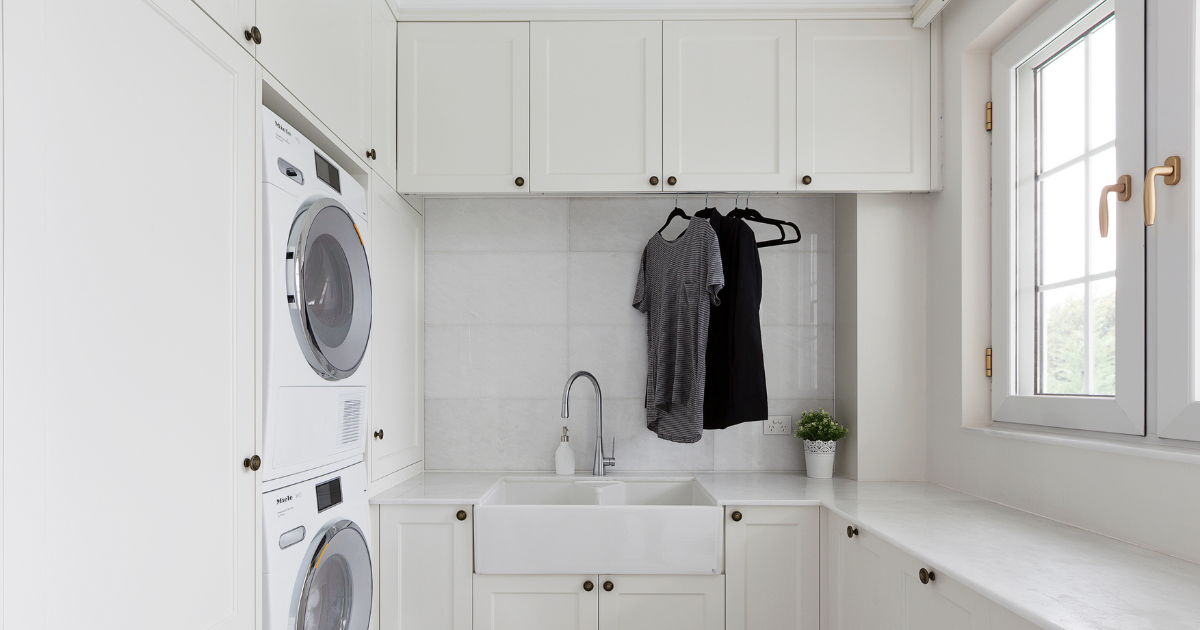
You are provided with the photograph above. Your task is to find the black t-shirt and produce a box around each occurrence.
[695,208,768,429]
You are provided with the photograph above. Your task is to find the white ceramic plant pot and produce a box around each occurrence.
[803,440,837,479]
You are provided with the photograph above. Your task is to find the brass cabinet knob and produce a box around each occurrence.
[919,568,936,584]
[367,149,377,160]
[456,510,467,521]
[649,176,659,185]
[583,581,594,592]
[374,429,384,439]
[801,175,812,185]
[515,176,525,187]
[243,455,261,471]
[847,526,859,538]
[731,511,742,522]
[667,176,677,186]
[244,26,262,44]
[603,581,614,592]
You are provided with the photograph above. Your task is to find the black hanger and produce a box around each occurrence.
[657,192,692,234]
[728,193,802,248]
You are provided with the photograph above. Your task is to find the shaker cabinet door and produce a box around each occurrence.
[257,0,373,159]
[530,21,663,192]
[597,574,724,630]
[663,20,797,192]
[726,506,819,630]
[474,574,600,630]
[191,0,256,53]
[369,176,423,483]
[380,505,474,630]
[398,22,530,193]
[796,19,931,191]
[3,0,258,627]
[371,0,399,190]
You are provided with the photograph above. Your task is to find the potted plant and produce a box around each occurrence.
[795,409,848,479]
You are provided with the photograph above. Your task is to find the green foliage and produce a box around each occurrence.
[1043,289,1115,395]
[794,408,848,442]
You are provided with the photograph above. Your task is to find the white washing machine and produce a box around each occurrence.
[264,461,372,630]
[262,106,372,486]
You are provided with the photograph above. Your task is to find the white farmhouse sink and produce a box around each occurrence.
[474,477,723,575]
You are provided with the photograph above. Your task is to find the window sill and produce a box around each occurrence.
[962,424,1200,466]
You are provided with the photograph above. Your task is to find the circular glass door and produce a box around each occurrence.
[293,520,373,630]
[287,198,372,381]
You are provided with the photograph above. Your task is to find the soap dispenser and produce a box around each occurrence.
[555,426,575,475]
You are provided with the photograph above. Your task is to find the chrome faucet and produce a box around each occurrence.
[561,371,616,476]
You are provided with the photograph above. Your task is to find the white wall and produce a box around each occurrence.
[422,195,835,472]
[928,0,1200,564]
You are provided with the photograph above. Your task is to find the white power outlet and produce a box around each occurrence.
[764,416,791,435]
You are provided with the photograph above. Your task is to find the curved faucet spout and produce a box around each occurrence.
[560,371,614,476]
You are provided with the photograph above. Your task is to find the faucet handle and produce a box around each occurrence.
[604,438,616,467]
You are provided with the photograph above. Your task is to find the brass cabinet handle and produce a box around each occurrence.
[583,581,594,592]
[667,176,677,186]
[919,568,936,584]
[243,455,261,471]
[603,581,614,592]
[801,175,812,185]
[731,511,742,522]
[1099,174,1132,237]
[367,149,377,160]
[456,510,467,521]
[847,526,859,538]
[374,429,384,439]
[244,26,262,44]
[1145,156,1181,228]
[649,176,659,185]
[515,176,525,187]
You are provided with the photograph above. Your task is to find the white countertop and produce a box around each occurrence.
[370,471,1200,630]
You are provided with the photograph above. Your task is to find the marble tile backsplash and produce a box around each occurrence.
[423,195,836,472]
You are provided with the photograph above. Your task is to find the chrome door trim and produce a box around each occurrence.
[286,197,372,381]
[290,519,373,630]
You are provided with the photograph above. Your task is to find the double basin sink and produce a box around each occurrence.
[474,477,723,575]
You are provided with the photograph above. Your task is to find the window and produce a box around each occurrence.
[992,0,1145,435]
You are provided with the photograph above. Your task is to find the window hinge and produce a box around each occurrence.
[985,101,993,131]
[985,348,993,377]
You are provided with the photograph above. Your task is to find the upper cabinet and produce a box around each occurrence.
[530,21,663,192]
[398,22,530,193]
[256,0,373,160]
[663,20,798,192]
[796,20,931,191]
[192,0,256,53]
[371,0,399,191]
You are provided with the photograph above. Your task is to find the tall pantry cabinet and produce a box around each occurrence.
[2,0,258,628]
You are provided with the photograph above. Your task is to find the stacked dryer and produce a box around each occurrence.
[260,106,374,630]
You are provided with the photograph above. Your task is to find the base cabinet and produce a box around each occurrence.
[378,505,473,630]
[725,506,819,630]
[475,574,724,630]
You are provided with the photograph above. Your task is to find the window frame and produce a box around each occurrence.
[992,0,1145,435]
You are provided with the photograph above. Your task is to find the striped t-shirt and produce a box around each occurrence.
[633,217,725,443]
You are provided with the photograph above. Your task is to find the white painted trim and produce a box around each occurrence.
[963,425,1200,465]
[393,8,912,21]
[911,0,950,28]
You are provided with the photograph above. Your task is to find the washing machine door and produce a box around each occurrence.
[287,198,372,381]
[292,520,373,630]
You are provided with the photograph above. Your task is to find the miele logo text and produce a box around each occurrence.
[276,495,293,504]
[274,120,292,136]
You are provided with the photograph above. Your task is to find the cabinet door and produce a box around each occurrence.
[256,0,372,159]
[371,0,398,191]
[796,20,931,192]
[369,175,424,482]
[726,506,818,630]
[191,0,255,53]
[530,21,663,192]
[823,511,891,630]
[598,575,724,630]
[663,20,797,191]
[474,574,600,630]
[379,505,473,630]
[893,556,991,630]
[3,0,257,628]
[398,22,530,193]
